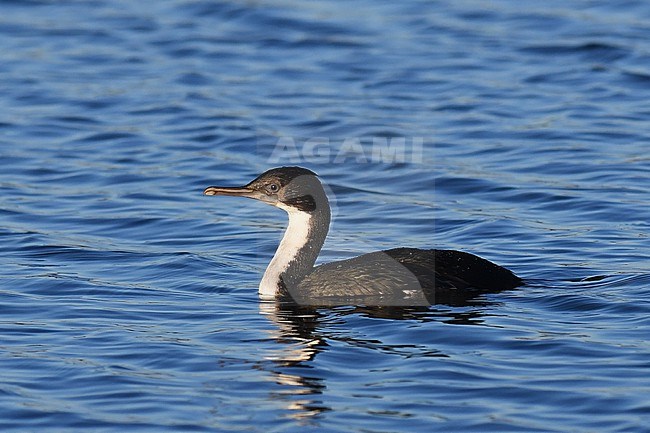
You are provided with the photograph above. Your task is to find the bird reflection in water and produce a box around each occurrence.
[257,297,499,422]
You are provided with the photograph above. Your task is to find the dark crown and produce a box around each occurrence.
[252,166,318,186]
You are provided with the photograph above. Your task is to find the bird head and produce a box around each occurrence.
[203,166,328,214]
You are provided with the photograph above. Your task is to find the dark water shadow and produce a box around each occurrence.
[255,293,509,421]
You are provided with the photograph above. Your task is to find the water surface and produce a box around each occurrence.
[1,1,649,431]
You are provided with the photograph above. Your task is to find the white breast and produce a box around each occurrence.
[258,207,312,298]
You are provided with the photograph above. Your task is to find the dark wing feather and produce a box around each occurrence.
[289,248,521,306]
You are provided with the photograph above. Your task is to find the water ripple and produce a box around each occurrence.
[1,0,650,432]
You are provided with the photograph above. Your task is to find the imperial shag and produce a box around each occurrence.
[204,167,521,306]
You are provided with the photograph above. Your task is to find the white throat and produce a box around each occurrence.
[259,206,313,299]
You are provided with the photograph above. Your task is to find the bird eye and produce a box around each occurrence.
[268,183,279,193]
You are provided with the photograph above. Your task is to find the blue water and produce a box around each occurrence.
[1,1,649,431]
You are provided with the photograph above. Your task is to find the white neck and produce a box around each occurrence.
[259,207,315,299]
